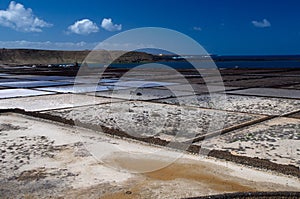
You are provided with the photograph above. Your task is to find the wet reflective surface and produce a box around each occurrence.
[0,88,54,99]
[0,80,72,88]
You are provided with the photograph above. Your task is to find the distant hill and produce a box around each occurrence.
[0,49,155,65]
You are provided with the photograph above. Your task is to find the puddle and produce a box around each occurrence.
[154,84,239,94]
[1,75,74,81]
[71,77,118,84]
[0,73,11,76]
[20,76,74,81]
[100,79,119,83]
[105,80,177,88]
[36,85,129,93]
[0,94,121,111]
[0,78,31,83]
[0,89,54,99]
[0,80,72,88]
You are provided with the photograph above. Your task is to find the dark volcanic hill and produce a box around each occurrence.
[0,49,155,65]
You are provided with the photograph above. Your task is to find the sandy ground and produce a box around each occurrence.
[42,101,263,142]
[206,117,300,167]
[0,113,299,198]
[158,94,300,116]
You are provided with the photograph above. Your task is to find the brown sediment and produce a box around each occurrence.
[106,154,255,193]
[145,163,254,192]
[100,157,256,199]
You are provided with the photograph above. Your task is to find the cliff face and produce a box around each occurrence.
[0,49,154,65]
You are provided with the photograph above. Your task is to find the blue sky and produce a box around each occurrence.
[0,0,300,55]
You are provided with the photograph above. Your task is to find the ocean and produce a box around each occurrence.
[108,60,300,69]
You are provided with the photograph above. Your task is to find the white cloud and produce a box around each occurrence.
[0,40,98,50]
[68,19,99,35]
[252,19,271,28]
[0,40,156,51]
[0,1,52,32]
[193,26,202,31]
[101,18,122,31]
